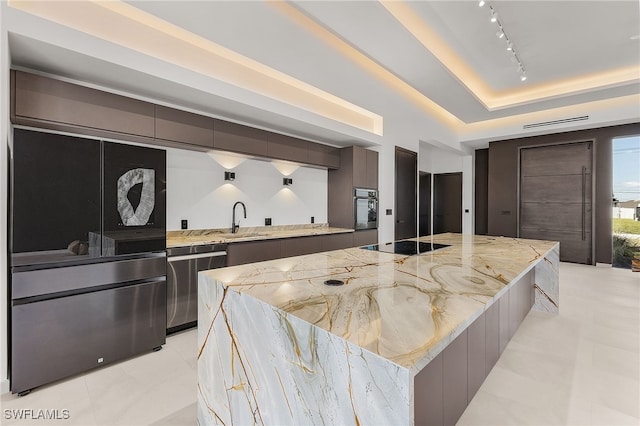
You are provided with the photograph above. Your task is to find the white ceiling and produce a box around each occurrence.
[5,0,640,149]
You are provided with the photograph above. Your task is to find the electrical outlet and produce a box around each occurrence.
[97,357,104,364]
[311,216,315,223]
[386,209,392,215]
[265,218,272,226]
[181,219,188,230]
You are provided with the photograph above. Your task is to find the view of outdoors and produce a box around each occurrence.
[612,135,640,269]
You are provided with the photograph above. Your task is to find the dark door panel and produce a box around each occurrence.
[419,172,431,236]
[434,173,462,234]
[395,147,417,240]
[519,142,593,264]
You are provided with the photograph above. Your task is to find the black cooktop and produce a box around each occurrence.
[361,240,451,255]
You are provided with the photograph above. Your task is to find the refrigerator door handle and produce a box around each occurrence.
[582,166,586,241]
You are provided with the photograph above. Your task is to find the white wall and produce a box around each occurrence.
[166,148,327,230]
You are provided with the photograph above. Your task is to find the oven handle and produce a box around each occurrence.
[168,251,227,262]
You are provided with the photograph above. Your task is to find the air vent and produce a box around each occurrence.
[523,115,589,129]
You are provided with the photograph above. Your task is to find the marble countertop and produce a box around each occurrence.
[166,224,353,247]
[201,233,558,374]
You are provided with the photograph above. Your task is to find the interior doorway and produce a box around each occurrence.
[519,141,593,264]
[434,172,462,233]
[419,172,431,236]
[395,147,417,240]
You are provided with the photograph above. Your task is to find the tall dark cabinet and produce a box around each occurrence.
[328,146,378,245]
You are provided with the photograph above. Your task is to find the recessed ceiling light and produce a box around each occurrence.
[520,75,527,82]
[478,0,486,7]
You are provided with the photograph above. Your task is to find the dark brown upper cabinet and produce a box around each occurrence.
[11,70,341,169]
[11,70,154,141]
[212,119,270,157]
[352,146,378,189]
[308,142,340,169]
[155,105,214,149]
[328,146,379,229]
[267,133,309,164]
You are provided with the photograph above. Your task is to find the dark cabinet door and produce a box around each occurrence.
[155,105,214,148]
[226,240,281,266]
[320,233,354,251]
[268,133,308,163]
[12,70,155,138]
[414,352,444,426]
[352,146,368,189]
[467,314,487,402]
[280,236,322,258]
[434,172,462,234]
[213,119,269,157]
[353,229,378,246]
[395,147,417,240]
[366,149,379,189]
[308,143,340,169]
[443,330,468,426]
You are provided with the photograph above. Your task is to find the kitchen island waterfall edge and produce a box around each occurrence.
[197,233,559,425]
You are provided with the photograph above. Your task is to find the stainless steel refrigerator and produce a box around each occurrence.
[9,129,167,395]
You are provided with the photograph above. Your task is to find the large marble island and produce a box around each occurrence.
[197,234,559,425]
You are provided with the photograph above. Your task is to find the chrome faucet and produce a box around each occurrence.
[232,201,247,234]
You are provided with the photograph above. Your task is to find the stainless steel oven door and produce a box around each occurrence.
[354,192,378,230]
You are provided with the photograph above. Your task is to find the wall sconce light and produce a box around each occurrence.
[224,171,235,181]
[283,177,293,186]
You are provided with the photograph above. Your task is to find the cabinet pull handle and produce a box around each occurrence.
[582,166,586,241]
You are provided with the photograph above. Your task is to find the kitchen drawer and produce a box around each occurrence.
[353,229,378,246]
[226,240,281,266]
[11,279,166,394]
[280,236,322,258]
[320,233,354,251]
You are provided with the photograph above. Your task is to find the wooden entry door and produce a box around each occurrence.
[434,173,462,234]
[519,142,593,264]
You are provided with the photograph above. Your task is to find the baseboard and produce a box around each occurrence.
[1,378,9,394]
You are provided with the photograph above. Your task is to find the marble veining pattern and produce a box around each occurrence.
[198,233,559,425]
[198,274,411,425]
[167,223,352,247]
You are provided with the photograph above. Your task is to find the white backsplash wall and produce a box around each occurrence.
[166,148,328,231]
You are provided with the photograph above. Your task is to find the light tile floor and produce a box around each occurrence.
[1,262,638,425]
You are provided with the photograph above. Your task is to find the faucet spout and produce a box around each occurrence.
[232,201,247,234]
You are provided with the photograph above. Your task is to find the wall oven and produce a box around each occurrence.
[354,188,378,230]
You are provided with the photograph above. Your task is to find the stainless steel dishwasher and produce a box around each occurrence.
[166,243,227,333]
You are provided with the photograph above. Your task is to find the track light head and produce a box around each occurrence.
[490,10,498,23]
[478,0,485,7]
[520,74,527,82]
[496,29,505,39]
